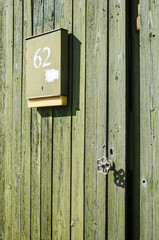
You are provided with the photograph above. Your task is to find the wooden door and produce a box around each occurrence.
[0,0,126,239]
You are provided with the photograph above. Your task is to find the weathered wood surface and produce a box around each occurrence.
[108,0,126,239]
[4,0,13,239]
[41,1,54,239]
[31,1,54,240]
[52,1,72,239]
[71,0,85,239]
[0,0,128,239]
[21,1,32,239]
[12,0,23,239]
[140,0,159,239]
[31,1,43,239]
[85,0,108,239]
[0,0,5,238]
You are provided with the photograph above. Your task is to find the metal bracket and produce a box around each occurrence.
[96,156,114,175]
[136,4,140,31]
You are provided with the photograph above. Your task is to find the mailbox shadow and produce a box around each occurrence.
[38,34,81,117]
[71,34,81,115]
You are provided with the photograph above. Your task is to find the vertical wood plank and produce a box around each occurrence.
[44,0,54,31]
[4,0,13,239]
[71,0,85,239]
[20,0,32,239]
[0,0,5,238]
[140,0,159,239]
[108,0,126,239]
[52,0,72,238]
[40,1,54,239]
[31,1,44,239]
[41,110,52,240]
[85,0,108,239]
[31,113,41,240]
[12,0,23,238]
[31,1,54,239]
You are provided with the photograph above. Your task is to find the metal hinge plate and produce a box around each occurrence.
[136,4,140,31]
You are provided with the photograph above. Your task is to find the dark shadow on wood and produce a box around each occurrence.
[114,169,126,188]
[110,163,126,189]
[38,107,53,118]
[126,0,140,239]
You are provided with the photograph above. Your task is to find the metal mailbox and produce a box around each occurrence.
[26,28,68,108]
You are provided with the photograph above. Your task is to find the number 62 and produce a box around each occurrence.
[33,47,51,69]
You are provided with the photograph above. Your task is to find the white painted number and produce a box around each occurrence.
[42,47,51,67]
[34,48,42,69]
[33,47,51,69]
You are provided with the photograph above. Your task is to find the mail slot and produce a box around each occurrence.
[26,28,68,108]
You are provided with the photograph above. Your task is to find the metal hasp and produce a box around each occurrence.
[136,4,140,31]
[97,156,114,175]
[26,28,68,108]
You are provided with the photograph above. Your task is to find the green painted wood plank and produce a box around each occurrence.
[40,2,54,239]
[12,0,23,238]
[85,0,108,239]
[44,0,55,31]
[31,113,41,240]
[52,0,72,238]
[31,1,44,239]
[20,0,32,239]
[108,0,126,239]
[31,1,54,239]
[4,1,13,238]
[41,110,52,240]
[0,0,5,238]
[71,0,85,239]
[140,1,159,239]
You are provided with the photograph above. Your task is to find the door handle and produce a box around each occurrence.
[96,156,114,175]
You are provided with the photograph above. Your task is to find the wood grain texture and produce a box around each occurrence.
[108,0,126,239]
[41,2,54,239]
[31,110,41,239]
[41,109,52,240]
[71,0,85,239]
[20,0,32,239]
[31,1,44,239]
[12,1,23,238]
[85,0,107,239]
[0,0,5,238]
[52,0,72,238]
[4,0,13,239]
[140,0,159,239]
[0,0,131,239]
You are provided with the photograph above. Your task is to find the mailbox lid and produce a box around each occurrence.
[26,28,68,99]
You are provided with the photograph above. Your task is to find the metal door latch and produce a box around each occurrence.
[96,156,113,175]
[136,4,140,31]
